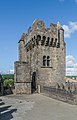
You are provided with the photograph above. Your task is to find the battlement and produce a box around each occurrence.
[19,19,64,43]
[18,20,64,52]
[31,19,63,32]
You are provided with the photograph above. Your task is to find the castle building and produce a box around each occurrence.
[14,19,66,94]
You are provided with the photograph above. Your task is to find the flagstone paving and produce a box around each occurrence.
[0,94,77,120]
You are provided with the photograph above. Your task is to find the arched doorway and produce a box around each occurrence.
[31,72,36,93]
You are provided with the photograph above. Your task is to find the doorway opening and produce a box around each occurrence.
[31,72,36,93]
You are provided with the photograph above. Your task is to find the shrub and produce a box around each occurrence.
[3,79,14,87]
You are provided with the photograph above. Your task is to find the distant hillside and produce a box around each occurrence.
[66,76,77,79]
[2,74,14,80]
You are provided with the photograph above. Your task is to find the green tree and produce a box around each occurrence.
[3,79,14,87]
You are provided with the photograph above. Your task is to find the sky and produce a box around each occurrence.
[0,0,77,75]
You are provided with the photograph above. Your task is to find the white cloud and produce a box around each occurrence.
[66,55,74,68]
[9,70,14,74]
[62,21,77,38]
[66,55,75,62]
[66,55,77,76]
[66,68,77,76]
[0,70,14,74]
[62,25,71,38]
[74,63,77,68]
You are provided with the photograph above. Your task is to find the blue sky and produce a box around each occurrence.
[0,0,77,75]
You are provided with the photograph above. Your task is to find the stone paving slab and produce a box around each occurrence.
[0,94,77,120]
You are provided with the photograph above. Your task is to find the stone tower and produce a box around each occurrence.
[14,19,66,94]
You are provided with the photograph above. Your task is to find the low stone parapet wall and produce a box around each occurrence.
[40,86,77,105]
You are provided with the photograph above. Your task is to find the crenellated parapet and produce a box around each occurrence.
[32,19,45,30]
[18,20,64,51]
[19,20,64,52]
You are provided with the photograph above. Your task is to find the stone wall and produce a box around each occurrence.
[14,61,31,94]
[41,85,77,105]
[15,82,31,94]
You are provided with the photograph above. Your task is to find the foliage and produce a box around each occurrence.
[2,74,14,80]
[3,79,14,87]
[66,76,77,79]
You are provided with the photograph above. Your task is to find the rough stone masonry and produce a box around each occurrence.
[14,19,66,94]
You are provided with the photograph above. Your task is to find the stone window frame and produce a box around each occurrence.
[43,56,46,66]
[47,56,50,67]
[43,55,51,67]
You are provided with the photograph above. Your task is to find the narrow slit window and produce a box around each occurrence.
[47,56,50,66]
[43,56,46,66]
